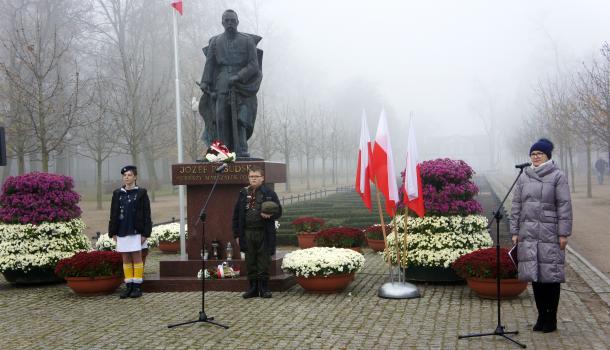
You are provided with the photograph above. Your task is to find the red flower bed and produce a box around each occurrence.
[55,251,123,278]
[363,224,391,240]
[291,216,325,233]
[451,247,517,279]
[315,227,364,248]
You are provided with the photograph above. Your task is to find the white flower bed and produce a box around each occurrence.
[149,222,187,248]
[0,219,91,272]
[281,247,365,278]
[384,214,493,268]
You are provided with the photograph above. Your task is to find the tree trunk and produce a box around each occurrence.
[568,146,575,193]
[96,158,103,210]
[586,138,592,198]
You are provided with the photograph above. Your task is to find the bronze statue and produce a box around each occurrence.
[198,9,263,158]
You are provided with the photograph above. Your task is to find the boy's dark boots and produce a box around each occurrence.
[258,278,272,298]
[119,282,133,299]
[129,283,143,298]
[242,279,258,299]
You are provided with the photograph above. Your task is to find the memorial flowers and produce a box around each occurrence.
[291,216,325,233]
[315,227,365,248]
[95,233,116,251]
[281,247,365,278]
[148,222,187,247]
[54,251,123,278]
[451,247,517,279]
[0,173,90,279]
[388,159,492,273]
[204,140,236,163]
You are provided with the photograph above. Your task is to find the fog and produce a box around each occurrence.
[2,0,609,197]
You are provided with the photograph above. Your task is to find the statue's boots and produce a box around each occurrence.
[242,280,258,299]
[119,282,133,299]
[258,278,272,298]
[130,283,143,298]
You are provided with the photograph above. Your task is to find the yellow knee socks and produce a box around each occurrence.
[133,263,144,283]
[123,263,134,283]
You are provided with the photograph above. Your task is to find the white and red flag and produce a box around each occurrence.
[371,109,399,217]
[402,122,425,217]
[355,110,372,210]
[171,0,183,15]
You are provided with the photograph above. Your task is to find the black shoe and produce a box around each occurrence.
[119,282,133,299]
[242,280,258,299]
[532,313,544,332]
[258,279,272,298]
[129,283,142,298]
[542,312,557,333]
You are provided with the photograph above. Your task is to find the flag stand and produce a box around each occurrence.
[375,190,420,299]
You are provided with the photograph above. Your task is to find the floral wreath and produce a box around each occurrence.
[205,140,236,163]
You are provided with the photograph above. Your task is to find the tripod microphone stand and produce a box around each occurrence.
[168,164,229,329]
[458,167,527,348]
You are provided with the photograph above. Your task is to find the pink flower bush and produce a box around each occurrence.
[401,158,482,216]
[0,172,82,224]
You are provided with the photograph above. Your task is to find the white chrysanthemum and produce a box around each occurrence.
[281,247,365,278]
[149,222,187,247]
[0,219,91,272]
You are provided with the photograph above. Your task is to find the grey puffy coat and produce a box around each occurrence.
[509,162,572,283]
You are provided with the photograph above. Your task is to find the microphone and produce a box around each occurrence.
[515,162,531,169]
[215,163,228,173]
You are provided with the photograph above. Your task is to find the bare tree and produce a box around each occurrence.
[0,0,90,172]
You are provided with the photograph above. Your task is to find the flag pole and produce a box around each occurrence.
[401,208,409,282]
[172,7,187,260]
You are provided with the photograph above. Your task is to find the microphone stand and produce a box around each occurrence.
[458,167,527,348]
[168,165,229,329]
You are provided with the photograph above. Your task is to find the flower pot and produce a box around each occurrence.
[158,240,180,253]
[296,272,355,293]
[466,277,528,299]
[296,232,318,249]
[2,267,64,285]
[65,276,123,296]
[404,265,463,283]
[366,237,385,252]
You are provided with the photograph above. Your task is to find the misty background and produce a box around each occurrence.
[1,0,609,207]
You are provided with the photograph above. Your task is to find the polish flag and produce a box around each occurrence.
[171,0,183,15]
[371,109,399,217]
[403,123,425,217]
[355,110,372,210]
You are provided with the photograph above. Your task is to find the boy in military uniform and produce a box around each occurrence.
[232,166,282,298]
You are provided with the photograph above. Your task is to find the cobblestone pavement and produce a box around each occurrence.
[1,248,609,350]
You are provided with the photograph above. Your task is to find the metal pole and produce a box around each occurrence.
[172,9,187,260]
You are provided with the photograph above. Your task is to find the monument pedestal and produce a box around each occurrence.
[142,161,295,293]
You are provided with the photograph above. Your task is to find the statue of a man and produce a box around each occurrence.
[198,9,262,158]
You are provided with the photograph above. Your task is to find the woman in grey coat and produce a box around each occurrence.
[510,138,572,333]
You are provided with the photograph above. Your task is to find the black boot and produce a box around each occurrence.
[542,283,560,333]
[532,282,544,331]
[129,283,142,298]
[242,280,258,299]
[119,282,133,299]
[258,278,272,298]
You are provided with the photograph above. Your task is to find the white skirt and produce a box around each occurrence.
[117,234,147,252]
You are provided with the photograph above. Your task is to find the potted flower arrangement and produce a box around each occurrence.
[314,227,365,252]
[384,159,493,282]
[149,222,187,253]
[0,173,91,284]
[281,247,365,293]
[291,216,325,249]
[452,247,527,299]
[363,225,390,252]
[54,251,124,295]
